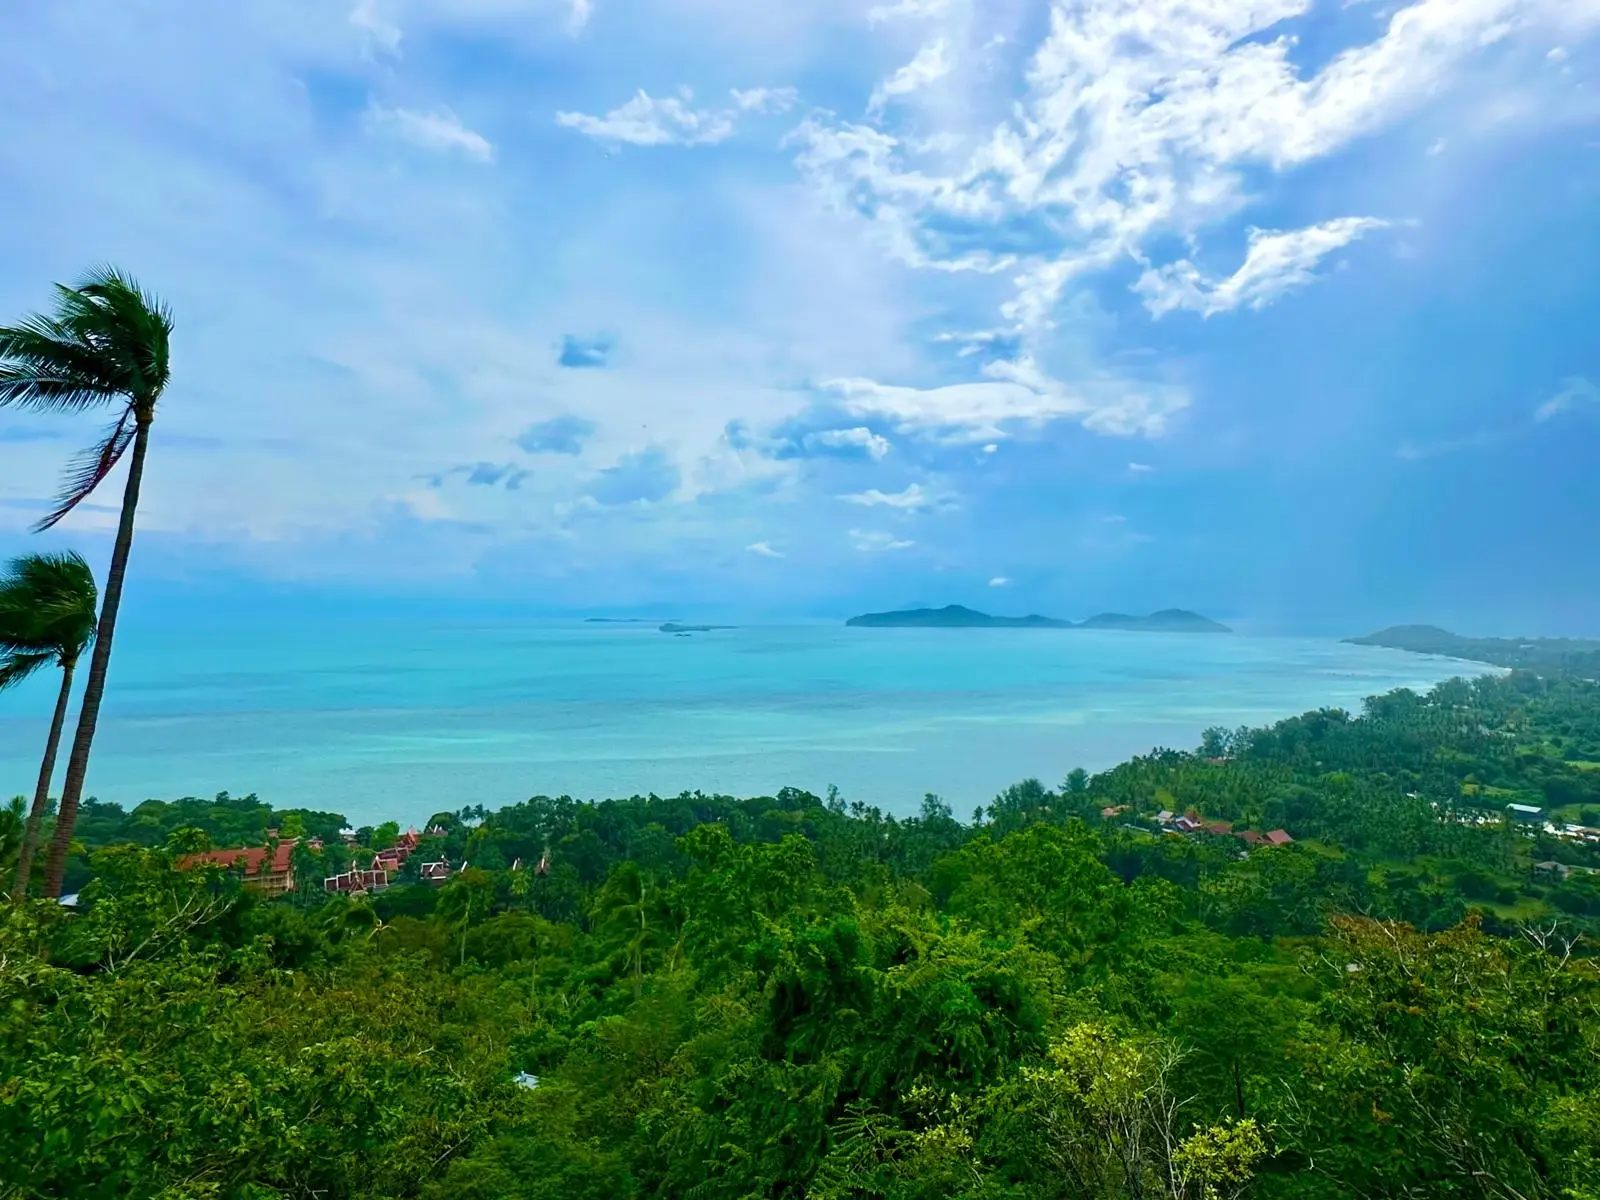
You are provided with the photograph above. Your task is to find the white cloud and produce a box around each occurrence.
[850,528,915,551]
[569,0,593,35]
[840,482,936,509]
[982,443,999,454]
[1134,218,1390,318]
[822,360,1187,440]
[794,0,1591,339]
[558,85,795,147]
[558,89,736,147]
[366,106,494,162]
[747,540,785,558]
[1428,137,1449,155]
[1534,376,1599,421]
[867,0,951,24]
[988,575,1010,587]
[807,426,891,459]
[869,38,954,115]
[350,0,402,57]
[1128,462,1154,473]
[1549,45,1571,61]
[732,86,799,114]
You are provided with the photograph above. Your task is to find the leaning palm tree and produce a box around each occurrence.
[0,268,172,897]
[0,552,98,897]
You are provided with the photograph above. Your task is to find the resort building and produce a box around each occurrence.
[177,840,299,897]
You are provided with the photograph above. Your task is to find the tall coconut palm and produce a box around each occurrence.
[0,268,172,897]
[0,552,98,897]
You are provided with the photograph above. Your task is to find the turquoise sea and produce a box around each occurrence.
[0,619,1483,827]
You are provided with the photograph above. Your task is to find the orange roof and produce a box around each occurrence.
[178,840,297,876]
[1265,829,1294,846]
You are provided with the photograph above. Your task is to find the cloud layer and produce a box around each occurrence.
[0,0,1596,623]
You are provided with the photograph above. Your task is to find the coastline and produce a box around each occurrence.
[1,625,1490,827]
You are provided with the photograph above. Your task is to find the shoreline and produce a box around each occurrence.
[5,639,1490,828]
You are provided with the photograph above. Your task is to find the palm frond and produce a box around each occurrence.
[0,267,172,414]
[33,410,135,531]
[71,266,173,401]
[0,313,124,412]
[0,551,98,657]
[0,649,53,692]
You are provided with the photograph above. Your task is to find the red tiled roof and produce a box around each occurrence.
[178,840,297,876]
[1202,821,1233,835]
[1237,830,1268,846]
[1265,829,1294,846]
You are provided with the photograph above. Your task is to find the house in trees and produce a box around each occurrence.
[325,866,390,894]
[1236,828,1294,848]
[420,859,453,884]
[177,841,299,897]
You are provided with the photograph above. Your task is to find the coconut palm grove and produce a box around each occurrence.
[1,270,1599,1197]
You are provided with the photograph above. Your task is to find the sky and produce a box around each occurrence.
[1,0,1598,634]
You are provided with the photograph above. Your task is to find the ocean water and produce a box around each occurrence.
[0,618,1483,827]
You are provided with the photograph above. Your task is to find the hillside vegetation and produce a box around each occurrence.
[4,670,1600,1198]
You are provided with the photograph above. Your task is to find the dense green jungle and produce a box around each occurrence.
[5,667,1600,1199]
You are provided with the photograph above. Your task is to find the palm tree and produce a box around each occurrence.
[0,552,97,897]
[0,267,172,897]
[0,797,27,878]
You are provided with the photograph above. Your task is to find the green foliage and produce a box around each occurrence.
[4,671,1600,1196]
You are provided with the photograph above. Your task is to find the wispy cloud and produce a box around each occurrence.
[557,85,793,148]
[806,427,890,460]
[850,528,914,552]
[868,38,953,116]
[731,87,799,115]
[822,367,1186,442]
[1398,375,1598,460]
[792,0,1570,365]
[1136,219,1390,318]
[747,540,785,558]
[839,482,937,510]
[1534,375,1598,422]
[988,575,1010,587]
[568,0,593,35]
[365,106,493,162]
[866,0,950,24]
[349,0,401,58]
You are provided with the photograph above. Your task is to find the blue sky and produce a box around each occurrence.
[1,0,1598,633]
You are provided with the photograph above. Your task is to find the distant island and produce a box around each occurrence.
[1077,609,1233,633]
[845,605,1231,633]
[1346,625,1600,674]
[660,622,737,634]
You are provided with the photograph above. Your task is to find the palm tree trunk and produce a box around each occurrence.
[41,419,150,898]
[12,658,75,898]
